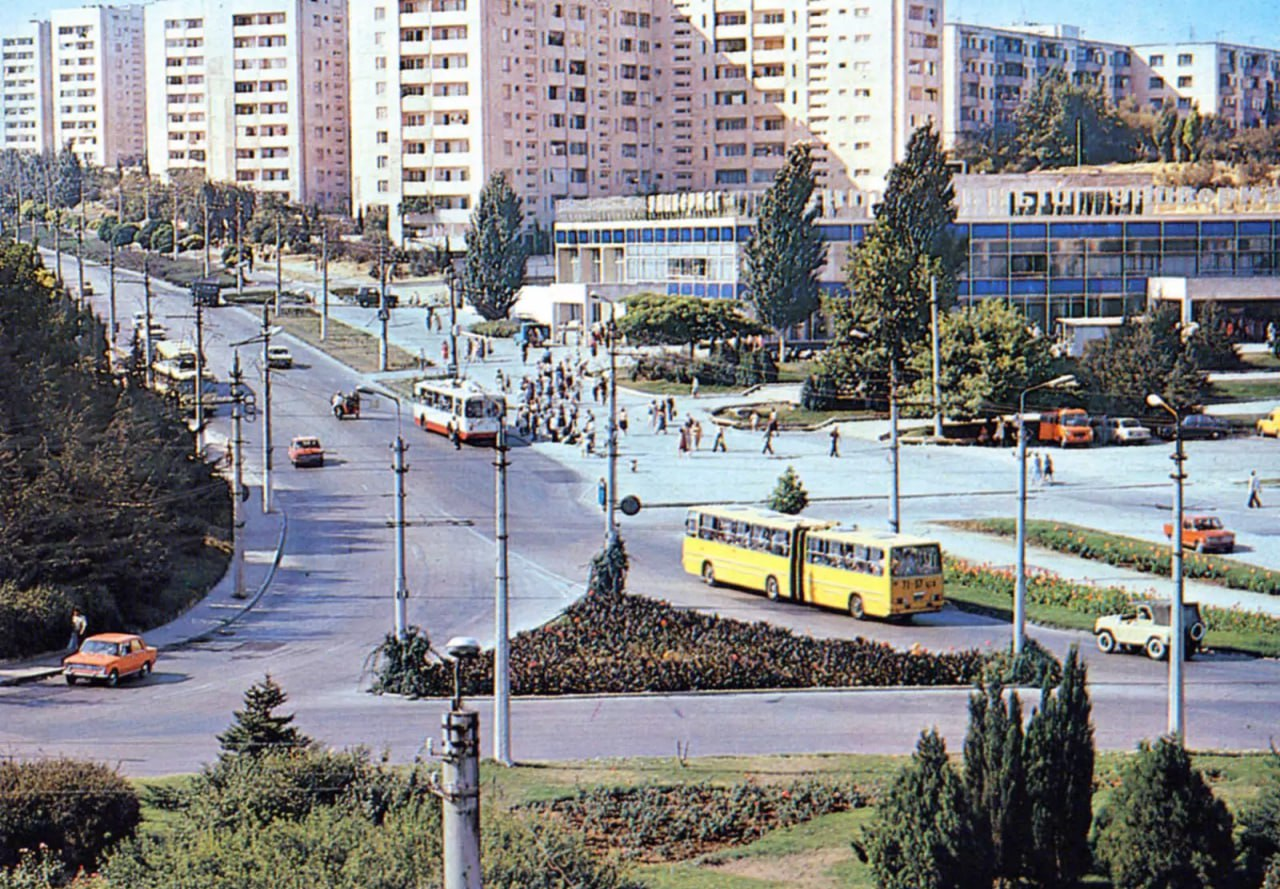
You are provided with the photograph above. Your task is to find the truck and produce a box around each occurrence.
[354,286,398,308]
[1094,602,1207,661]
[1037,408,1094,446]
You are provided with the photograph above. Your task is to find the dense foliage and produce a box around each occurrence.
[629,343,778,388]
[0,759,140,875]
[524,779,864,862]
[216,674,312,758]
[1239,752,1280,889]
[767,465,809,514]
[0,242,230,658]
[617,293,765,358]
[461,173,529,321]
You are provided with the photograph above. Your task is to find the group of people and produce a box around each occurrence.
[1029,451,1056,485]
[513,353,602,450]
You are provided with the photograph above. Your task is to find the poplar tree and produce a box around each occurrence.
[742,142,825,363]
[462,172,529,321]
[1024,646,1095,889]
[217,675,311,758]
[963,683,1029,885]
[1181,106,1204,162]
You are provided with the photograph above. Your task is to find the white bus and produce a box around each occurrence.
[411,379,505,444]
[151,341,216,415]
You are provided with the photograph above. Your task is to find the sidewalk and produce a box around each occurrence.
[0,492,287,686]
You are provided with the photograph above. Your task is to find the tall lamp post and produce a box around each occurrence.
[357,386,409,640]
[591,292,620,545]
[1014,373,1076,655]
[1147,392,1187,740]
[231,315,283,514]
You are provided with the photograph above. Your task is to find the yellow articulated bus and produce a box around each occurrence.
[682,505,945,620]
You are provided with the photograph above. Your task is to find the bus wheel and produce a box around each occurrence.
[765,576,780,601]
[701,562,716,587]
[848,595,865,620]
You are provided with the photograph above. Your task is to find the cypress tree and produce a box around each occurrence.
[462,172,528,321]
[1024,645,1095,889]
[217,675,311,758]
[963,682,1029,885]
[858,730,991,889]
[742,142,825,364]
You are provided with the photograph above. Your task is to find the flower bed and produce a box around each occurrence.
[522,779,865,863]
[953,519,1280,597]
[372,589,987,698]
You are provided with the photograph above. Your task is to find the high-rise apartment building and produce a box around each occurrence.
[1135,42,1280,127]
[143,0,349,210]
[942,23,1145,149]
[349,0,943,246]
[50,5,145,167]
[1,22,55,153]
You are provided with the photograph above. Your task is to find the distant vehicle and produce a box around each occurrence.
[354,286,398,308]
[266,345,293,369]
[190,280,221,307]
[1094,602,1206,661]
[1163,514,1235,553]
[331,391,360,420]
[1256,407,1280,437]
[288,436,325,467]
[74,282,94,298]
[1104,417,1152,445]
[514,319,551,348]
[411,379,505,443]
[1038,408,1094,446]
[1156,413,1232,441]
[63,633,157,686]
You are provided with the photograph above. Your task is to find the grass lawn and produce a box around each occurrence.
[273,306,420,374]
[712,401,879,429]
[623,378,742,397]
[1241,351,1280,371]
[1206,379,1280,404]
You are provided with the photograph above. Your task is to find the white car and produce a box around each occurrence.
[266,345,294,369]
[1106,417,1151,445]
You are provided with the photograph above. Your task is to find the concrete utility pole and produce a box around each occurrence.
[261,302,274,514]
[172,186,180,261]
[235,195,245,296]
[274,216,282,314]
[493,422,512,766]
[887,360,901,534]
[143,256,154,390]
[194,300,206,457]
[440,639,483,889]
[202,186,211,279]
[447,263,460,378]
[379,238,390,372]
[930,275,943,439]
[600,296,620,545]
[320,224,329,341]
[107,238,117,371]
[76,207,86,306]
[1147,392,1187,739]
[393,430,409,639]
[53,210,62,287]
[230,350,247,599]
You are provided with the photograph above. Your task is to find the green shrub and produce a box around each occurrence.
[588,537,629,597]
[800,374,839,411]
[484,813,644,889]
[111,224,137,248]
[0,759,140,874]
[0,582,72,659]
[471,319,520,338]
[767,465,809,514]
[1239,752,1280,888]
[981,637,1062,687]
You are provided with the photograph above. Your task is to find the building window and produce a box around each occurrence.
[1177,53,1193,65]
[1148,54,1164,66]
[1178,76,1193,88]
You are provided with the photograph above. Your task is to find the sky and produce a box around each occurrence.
[0,0,1276,49]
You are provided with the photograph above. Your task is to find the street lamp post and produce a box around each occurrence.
[1148,392,1187,740]
[357,386,408,640]
[1014,373,1077,655]
[231,319,284,516]
[592,292,620,544]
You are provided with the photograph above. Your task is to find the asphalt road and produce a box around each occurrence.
[1,254,1277,776]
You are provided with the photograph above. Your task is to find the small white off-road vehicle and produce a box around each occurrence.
[1094,602,1206,661]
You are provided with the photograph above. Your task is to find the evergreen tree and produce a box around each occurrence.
[858,730,991,889]
[1181,106,1204,162]
[588,536,629,597]
[1010,69,1139,168]
[1155,102,1181,162]
[1024,645,1095,889]
[767,465,809,515]
[1080,302,1208,415]
[217,675,311,757]
[55,146,83,210]
[462,172,529,321]
[1239,750,1280,888]
[742,142,825,363]
[962,683,1029,885]
[1095,736,1235,889]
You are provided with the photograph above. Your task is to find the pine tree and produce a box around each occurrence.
[963,683,1029,885]
[462,172,529,321]
[217,675,311,757]
[1024,645,1095,889]
[742,142,825,363]
[858,730,991,889]
[767,466,808,515]
[1095,736,1235,889]
[55,147,83,211]
[1154,103,1180,162]
[1181,106,1204,162]
[1239,750,1280,888]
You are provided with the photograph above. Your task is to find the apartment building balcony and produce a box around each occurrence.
[749,48,786,66]
[398,9,467,28]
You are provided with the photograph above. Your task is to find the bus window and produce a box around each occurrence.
[685,512,698,536]
[770,530,788,556]
[893,544,941,577]
[465,398,485,419]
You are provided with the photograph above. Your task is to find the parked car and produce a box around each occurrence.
[288,436,325,467]
[1104,416,1151,445]
[266,345,293,369]
[1163,514,1235,553]
[1256,407,1280,437]
[1156,413,1232,440]
[63,633,157,686]
[1037,408,1094,446]
[354,286,398,308]
[1094,602,1206,661]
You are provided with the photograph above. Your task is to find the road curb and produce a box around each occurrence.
[0,667,63,687]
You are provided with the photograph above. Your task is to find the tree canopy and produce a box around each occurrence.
[617,292,766,356]
[462,172,529,321]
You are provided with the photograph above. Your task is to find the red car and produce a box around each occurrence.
[1163,515,1235,553]
[288,436,325,467]
[63,633,157,686]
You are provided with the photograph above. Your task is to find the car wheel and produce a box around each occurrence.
[107,669,120,688]
[316,457,324,467]
[848,594,865,620]
[1145,637,1167,661]
[65,674,76,685]
[140,661,152,679]
[1096,630,1116,654]
[333,405,342,419]
[701,562,716,587]
[765,576,780,601]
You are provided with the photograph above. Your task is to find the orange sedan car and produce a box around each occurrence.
[63,633,157,686]
[288,435,325,467]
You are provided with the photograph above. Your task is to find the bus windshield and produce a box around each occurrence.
[892,545,942,578]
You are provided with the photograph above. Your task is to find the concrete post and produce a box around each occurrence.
[261,303,273,514]
[441,709,482,889]
[1169,421,1187,739]
[231,350,246,599]
[494,423,512,766]
[393,433,408,639]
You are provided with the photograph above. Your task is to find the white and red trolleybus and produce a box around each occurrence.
[410,379,506,443]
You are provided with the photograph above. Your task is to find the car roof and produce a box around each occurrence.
[85,632,143,643]
[292,436,321,444]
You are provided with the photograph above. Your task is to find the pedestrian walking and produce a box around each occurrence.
[829,425,840,458]
[68,607,87,652]
[692,419,703,450]
[618,407,629,435]
[447,417,461,450]
[1248,469,1263,508]
[994,416,1007,447]
[712,426,727,452]
[426,305,436,330]
[1043,453,1055,485]
[667,395,677,420]
[762,427,775,455]
[678,425,690,457]
[750,412,760,432]
[521,341,530,363]
[691,377,700,399]
[442,341,450,363]
[1032,451,1044,485]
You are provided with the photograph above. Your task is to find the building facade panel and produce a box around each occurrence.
[1,22,55,153]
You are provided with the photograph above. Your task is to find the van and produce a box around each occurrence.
[1038,408,1094,446]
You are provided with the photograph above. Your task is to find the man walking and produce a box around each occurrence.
[1248,470,1263,508]
[712,426,727,452]
[828,425,840,458]
[68,608,87,652]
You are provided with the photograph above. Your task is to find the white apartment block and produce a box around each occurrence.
[144,0,349,211]
[350,0,942,247]
[942,23,1145,149]
[50,5,145,167]
[1,22,55,153]
[1135,42,1280,128]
